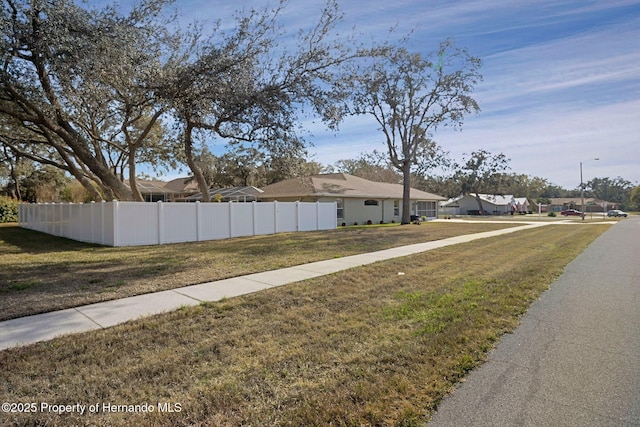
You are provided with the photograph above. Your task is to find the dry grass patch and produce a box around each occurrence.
[0,221,514,320]
[0,224,609,426]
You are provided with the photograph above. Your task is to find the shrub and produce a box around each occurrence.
[0,196,19,223]
[548,211,556,217]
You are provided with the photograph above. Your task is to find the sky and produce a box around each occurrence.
[98,0,640,189]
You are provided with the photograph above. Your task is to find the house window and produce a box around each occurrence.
[336,198,344,219]
[394,200,399,217]
[364,200,379,206]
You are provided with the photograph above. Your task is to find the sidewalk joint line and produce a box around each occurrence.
[73,307,106,329]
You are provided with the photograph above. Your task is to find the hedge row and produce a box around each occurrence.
[0,196,18,223]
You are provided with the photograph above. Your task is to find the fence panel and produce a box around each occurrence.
[276,203,298,233]
[298,202,318,232]
[230,203,254,237]
[162,203,198,244]
[254,202,276,235]
[318,202,337,230]
[199,203,231,241]
[115,202,159,246]
[102,202,115,246]
[19,200,336,247]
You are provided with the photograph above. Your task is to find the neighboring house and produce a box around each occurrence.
[183,186,264,202]
[123,180,177,202]
[440,194,530,215]
[259,173,445,225]
[163,177,200,200]
[123,178,263,203]
[548,198,617,213]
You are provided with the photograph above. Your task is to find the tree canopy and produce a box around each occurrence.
[0,0,180,200]
[0,0,365,201]
[585,176,634,209]
[453,149,511,213]
[332,150,401,184]
[346,40,482,223]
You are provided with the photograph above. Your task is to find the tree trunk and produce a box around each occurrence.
[6,150,21,200]
[184,123,211,202]
[73,146,133,201]
[401,161,412,224]
[54,145,106,201]
[128,150,145,202]
[56,134,134,200]
[474,192,484,215]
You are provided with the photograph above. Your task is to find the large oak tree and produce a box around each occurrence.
[0,0,178,200]
[1,0,364,201]
[348,40,482,224]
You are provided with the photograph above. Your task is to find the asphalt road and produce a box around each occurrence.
[427,217,640,427]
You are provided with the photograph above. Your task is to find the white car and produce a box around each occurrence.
[607,210,628,217]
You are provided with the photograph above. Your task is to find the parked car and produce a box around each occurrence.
[607,209,628,217]
[560,209,582,216]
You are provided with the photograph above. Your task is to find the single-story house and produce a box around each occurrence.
[258,173,445,225]
[440,194,530,216]
[163,177,200,200]
[124,180,177,202]
[183,186,264,202]
[547,198,617,213]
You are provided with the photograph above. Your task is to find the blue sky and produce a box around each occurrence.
[299,0,640,189]
[103,0,640,189]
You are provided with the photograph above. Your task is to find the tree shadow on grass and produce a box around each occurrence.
[0,224,100,255]
[0,257,203,321]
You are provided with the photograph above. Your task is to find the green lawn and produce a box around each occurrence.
[0,223,610,426]
[0,221,516,320]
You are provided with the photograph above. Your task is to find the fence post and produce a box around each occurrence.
[76,203,81,241]
[50,203,55,236]
[195,201,201,241]
[252,201,257,236]
[43,203,49,235]
[90,201,96,244]
[64,203,69,239]
[46,203,49,234]
[228,202,234,238]
[61,203,66,237]
[51,203,57,236]
[296,201,300,231]
[112,201,119,247]
[157,201,164,245]
[58,203,63,237]
[273,201,278,233]
[100,201,106,245]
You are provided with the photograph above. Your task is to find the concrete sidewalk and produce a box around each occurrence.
[428,215,640,426]
[0,222,553,351]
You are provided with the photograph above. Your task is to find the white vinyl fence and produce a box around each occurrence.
[19,201,337,247]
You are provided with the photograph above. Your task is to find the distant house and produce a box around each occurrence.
[123,178,263,203]
[123,180,177,202]
[548,198,617,213]
[183,186,264,202]
[259,173,445,225]
[163,177,200,200]
[440,194,530,216]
